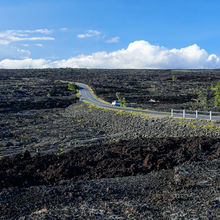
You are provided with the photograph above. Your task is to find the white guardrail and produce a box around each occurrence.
[171,109,220,121]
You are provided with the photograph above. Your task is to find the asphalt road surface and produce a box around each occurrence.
[77,82,220,121]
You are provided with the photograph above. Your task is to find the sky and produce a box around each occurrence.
[1,0,220,69]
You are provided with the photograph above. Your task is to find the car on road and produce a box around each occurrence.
[112,100,120,106]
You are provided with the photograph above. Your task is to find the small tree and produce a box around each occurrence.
[122,97,127,107]
[116,92,127,106]
[116,92,122,102]
[172,75,177,82]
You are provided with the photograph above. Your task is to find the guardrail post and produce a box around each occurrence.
[183,109,185,118]
[196,110,198,120]
[171,109,174,117]
[210,111,212,121]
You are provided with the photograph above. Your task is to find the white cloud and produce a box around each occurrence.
[35,43,43,47]
[77,30,101,39]
[0,58,50,69]
[14,29,52,34]
[0,39,9,45]
[1,40,220,69]
[0,29,54,45]
[7,36,54,43]
[16,48,31,57]
[106,36,120,43]
[60,27,68,32]
[28,29,52,34]
[0,44,31,60]
[0,29,53,60]
[22,44,29,47]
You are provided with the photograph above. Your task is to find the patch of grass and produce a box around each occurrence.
[87,85,110,104]
[115,110,138,116]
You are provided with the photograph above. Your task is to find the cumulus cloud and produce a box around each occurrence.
[0,29,54,45]
[106,36,120,43]
[77,30,101,39]
[1,40,220,69]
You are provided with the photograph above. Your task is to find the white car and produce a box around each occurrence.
[112,100,120,106]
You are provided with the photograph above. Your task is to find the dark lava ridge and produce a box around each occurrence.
[0,136,219,188]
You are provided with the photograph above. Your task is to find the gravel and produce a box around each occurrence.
[0,160,219,219]
[1,102,220,157]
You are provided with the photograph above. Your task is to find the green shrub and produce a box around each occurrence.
[212,81,220,106]
[197,90,208,105]
[68,82,79,93]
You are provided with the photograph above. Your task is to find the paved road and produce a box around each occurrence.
[77,82,169,117]
[77,82,220,121]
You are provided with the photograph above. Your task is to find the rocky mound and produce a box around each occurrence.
[0,136,219,188]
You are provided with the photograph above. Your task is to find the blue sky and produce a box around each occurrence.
[1,0,220,68]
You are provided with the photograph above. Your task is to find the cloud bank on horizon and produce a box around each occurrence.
[0,40,220,69]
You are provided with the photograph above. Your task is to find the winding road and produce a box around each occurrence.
[77,82,220,121]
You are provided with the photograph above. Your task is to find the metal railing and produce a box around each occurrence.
[171,109,220,121]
